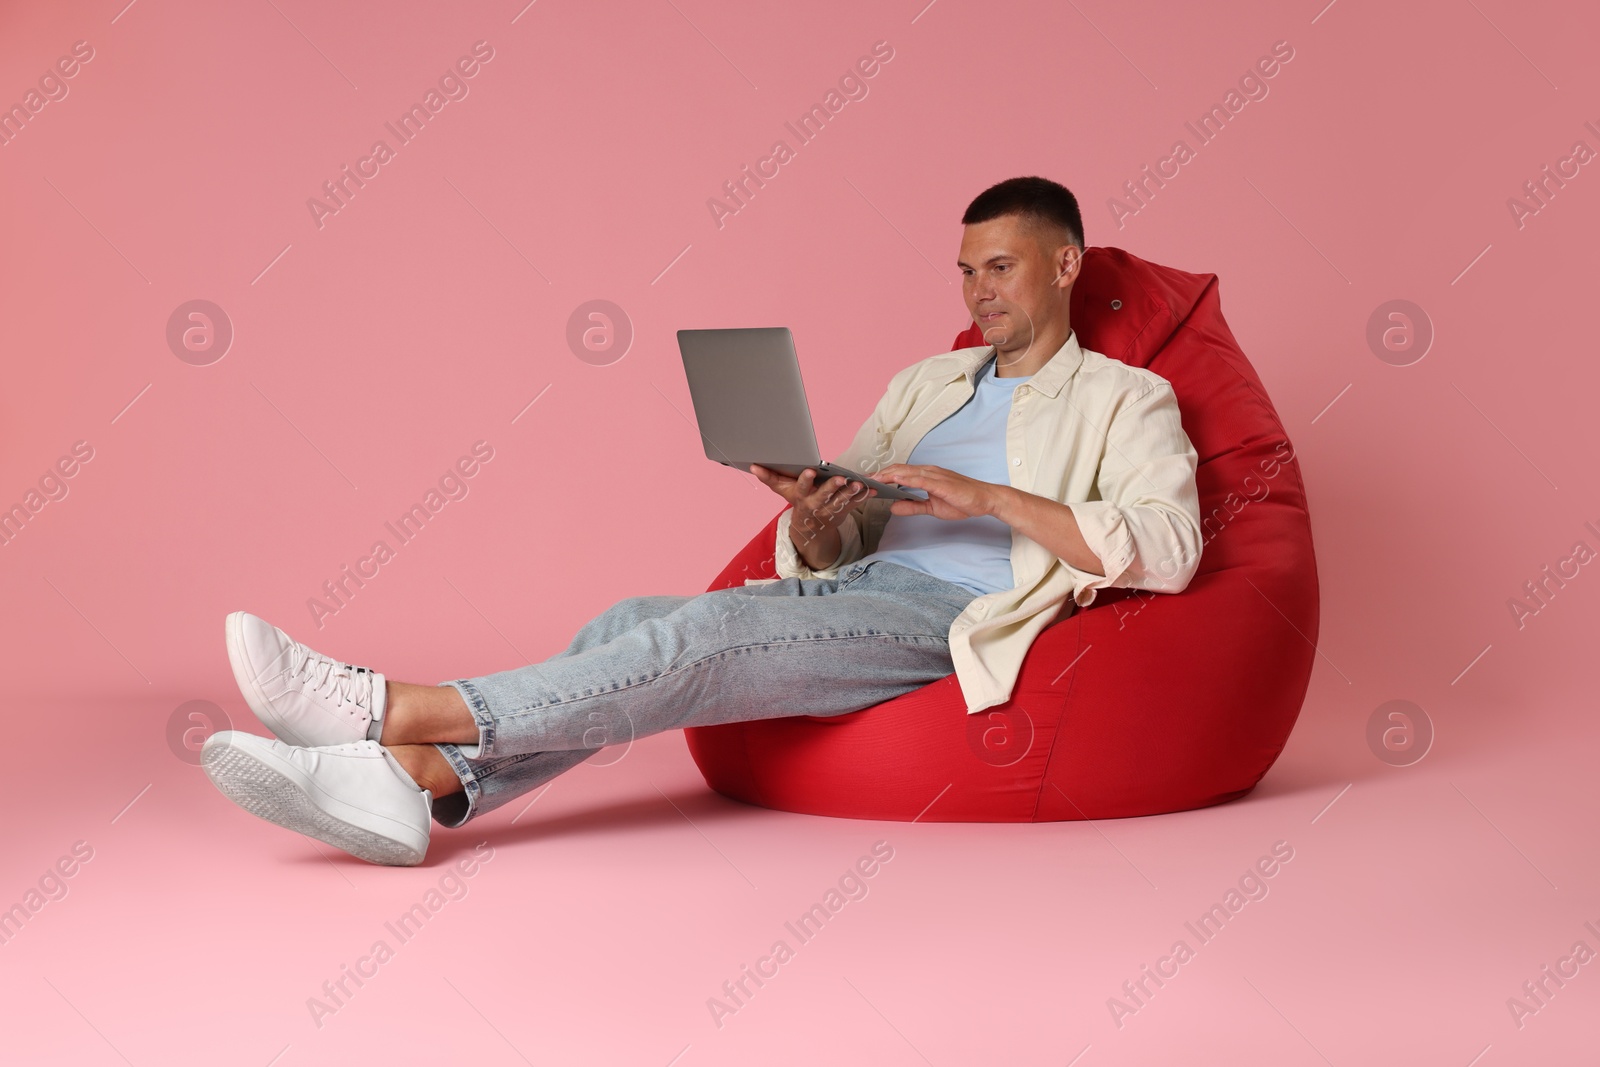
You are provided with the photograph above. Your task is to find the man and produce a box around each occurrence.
[202,176,1204,866]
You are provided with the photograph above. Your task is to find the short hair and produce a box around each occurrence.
[961,176,1085,254]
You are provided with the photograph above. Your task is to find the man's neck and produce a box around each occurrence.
[992,322,1072,377]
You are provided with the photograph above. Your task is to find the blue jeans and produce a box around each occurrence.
[429,560,976,826]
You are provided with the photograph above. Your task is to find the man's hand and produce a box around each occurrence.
[750,465,876,527]
[750,464,876,570]
[873,463,1010,521]
[876,462,1106,576]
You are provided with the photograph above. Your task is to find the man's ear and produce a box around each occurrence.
[1050,248,1073,286]
[1053,246,1081,287]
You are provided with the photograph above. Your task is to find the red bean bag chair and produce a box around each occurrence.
[684,246,1319,821]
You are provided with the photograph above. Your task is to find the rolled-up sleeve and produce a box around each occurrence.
[1062,381,1203,607]
[774,508,862,579]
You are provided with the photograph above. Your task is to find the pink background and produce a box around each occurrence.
[3,0,1598,1062]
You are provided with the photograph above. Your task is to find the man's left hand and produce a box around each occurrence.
[875,464,1011,522]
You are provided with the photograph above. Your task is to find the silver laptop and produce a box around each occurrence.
[675,327,928,501]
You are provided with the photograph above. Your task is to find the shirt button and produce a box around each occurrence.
[1012,457,1021,466]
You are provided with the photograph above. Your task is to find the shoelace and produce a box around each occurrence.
[320,740,379,755]
[283,641,374,718]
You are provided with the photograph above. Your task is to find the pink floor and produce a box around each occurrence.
[4,0,1599,1063]
[5,680,1598,1064]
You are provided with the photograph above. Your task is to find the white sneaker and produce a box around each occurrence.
[226,611,386,748]
[201,731,431,866]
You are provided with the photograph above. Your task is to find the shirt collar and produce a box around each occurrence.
[948,328,1083,399]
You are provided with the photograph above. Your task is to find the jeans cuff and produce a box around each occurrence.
[431,741,482,828]
[441,677,496,756]
[428,678,496,828]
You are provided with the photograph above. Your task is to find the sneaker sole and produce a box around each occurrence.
[202,737,428,867]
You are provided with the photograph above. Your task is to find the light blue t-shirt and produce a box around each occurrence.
[859,356,1030,596]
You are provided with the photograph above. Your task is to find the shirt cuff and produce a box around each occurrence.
[775,509,860,580]
[1064,501,1136,607]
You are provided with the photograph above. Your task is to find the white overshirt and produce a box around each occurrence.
[767,330,1204,714]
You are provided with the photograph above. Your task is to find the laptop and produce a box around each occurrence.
[675,326,928,501]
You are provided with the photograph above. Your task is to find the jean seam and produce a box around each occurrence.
[494,630,951,727]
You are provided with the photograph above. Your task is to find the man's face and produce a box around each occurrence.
[958,214,1076,355]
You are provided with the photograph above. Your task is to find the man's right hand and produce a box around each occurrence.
[750,465,876,569]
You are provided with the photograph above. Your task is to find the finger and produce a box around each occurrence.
[883,466,922,486]
[829,484,870,510]
[807,476,848,508]
[755,464,792,486]
[751,466,793,497]
[823,484,861,517]
[831,482,868,509]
